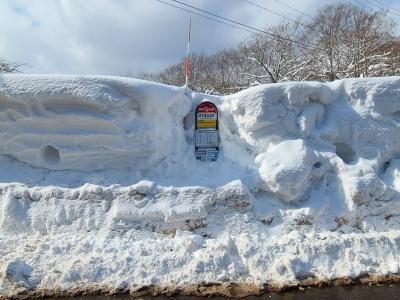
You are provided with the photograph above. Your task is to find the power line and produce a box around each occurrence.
[350,0,375,10]
[156,0,258,36]
[166,0,324,51]
[367,0,400,17]
[350,0,400,20]
[271,0,314,20]
[242,0,322,35]
[373,0,400,15]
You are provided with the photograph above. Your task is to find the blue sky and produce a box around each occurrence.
[1,0,399,76]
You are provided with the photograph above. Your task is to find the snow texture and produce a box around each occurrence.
[2,74,400,296]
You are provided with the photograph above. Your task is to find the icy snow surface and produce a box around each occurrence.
[2,74,400,296]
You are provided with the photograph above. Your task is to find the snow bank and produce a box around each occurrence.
[0,75,191,170]
[2,74,400,297]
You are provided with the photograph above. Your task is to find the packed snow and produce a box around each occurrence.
[1,74,400,297]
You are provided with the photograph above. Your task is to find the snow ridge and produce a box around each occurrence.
[2,75,400,296]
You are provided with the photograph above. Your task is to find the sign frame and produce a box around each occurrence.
[194,101,219,161]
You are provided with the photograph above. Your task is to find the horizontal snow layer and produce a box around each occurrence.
[2,75,400,296]
[0,75,191,170]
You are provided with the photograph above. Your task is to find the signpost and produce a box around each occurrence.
[195,101,219,161]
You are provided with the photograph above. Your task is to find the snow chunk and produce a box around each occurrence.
[4,258,36,288]
[383,159,400,191]
[256,139,321,202]
[296,103,325,138]
[213,180,252,213]
[285,83,336,106]
[110,185,212,225]
[0,190,30,233]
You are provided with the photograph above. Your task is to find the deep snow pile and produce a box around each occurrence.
[2,74,400,297]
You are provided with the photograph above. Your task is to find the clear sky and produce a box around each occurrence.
[1,0,400,76]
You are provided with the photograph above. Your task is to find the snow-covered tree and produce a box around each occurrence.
[239,22,313,84]
[371,40,400,76]
[140,50,249,94]
[0,58,24,73]
[308,2,396,80]
[140,2,400,93]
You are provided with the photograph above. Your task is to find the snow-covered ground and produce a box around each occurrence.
[2,74,400,298]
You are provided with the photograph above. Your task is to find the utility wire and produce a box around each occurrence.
[271,0,314,20]
[166,0,324,50]
[242,0,323,35]
[350,0,375,10]
[351,0,400,20]
[374,0,400,15]
[367,0,400,17]
[156,0,258,36]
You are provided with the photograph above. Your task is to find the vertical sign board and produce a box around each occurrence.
[195,101,219,161]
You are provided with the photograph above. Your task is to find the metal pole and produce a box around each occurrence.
[185,18,192,90]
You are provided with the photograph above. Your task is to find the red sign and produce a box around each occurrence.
[195,101,219,161]
[197,102,217,113]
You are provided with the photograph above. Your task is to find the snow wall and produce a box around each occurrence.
[1,75,400,207]
[2,74,400,296]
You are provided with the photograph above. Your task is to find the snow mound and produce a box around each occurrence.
[255,139,322,202]
[224,77,400,209]
[0,75,191,170]
[2,74,400,296]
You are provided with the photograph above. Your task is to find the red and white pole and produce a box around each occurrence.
[185,18,192,90]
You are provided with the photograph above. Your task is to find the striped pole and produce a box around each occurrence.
[185,18,192,89]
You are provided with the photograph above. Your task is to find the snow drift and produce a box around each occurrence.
[0,76,190,170]
[2,74,400,297]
